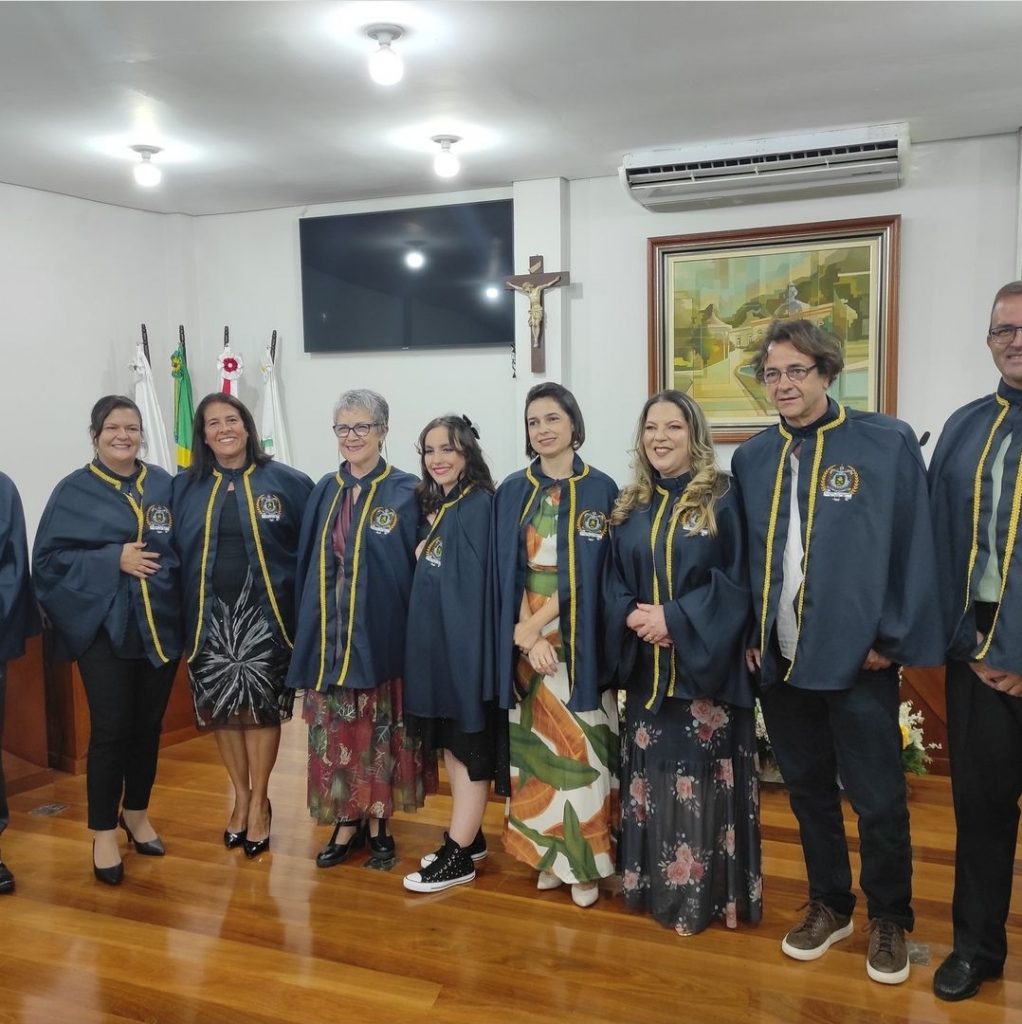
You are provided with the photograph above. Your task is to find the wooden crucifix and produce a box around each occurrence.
[505,255,570,373]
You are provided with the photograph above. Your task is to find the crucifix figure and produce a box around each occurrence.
[505,255,570,373]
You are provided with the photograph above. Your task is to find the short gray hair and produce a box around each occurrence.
[990,281,1022,325]
[333,389,389,427]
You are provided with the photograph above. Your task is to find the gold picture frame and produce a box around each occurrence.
[648,216,901,442]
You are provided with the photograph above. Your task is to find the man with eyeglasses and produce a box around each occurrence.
[731,318,943,986]
[928,281,1022,1002]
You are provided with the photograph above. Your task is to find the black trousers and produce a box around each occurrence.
[76,632,178,831]
[759,665,913,929]
[0,665,8,835]
[945,657,1022,971]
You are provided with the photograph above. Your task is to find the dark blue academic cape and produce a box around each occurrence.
[404,483,493,731]
[0,472,39,663]
[490,455,618,714]
[286,460,419,692]
[604,472,754,712]
[32,461,182,666]
[731,399,944,692]
[929,380,1022,673]
[172,460,313,661]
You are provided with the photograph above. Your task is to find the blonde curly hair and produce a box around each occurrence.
[611,390,721,535]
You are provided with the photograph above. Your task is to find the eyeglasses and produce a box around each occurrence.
[332,422,380,438]
[758,364,819,385]
[988,325,1022,346]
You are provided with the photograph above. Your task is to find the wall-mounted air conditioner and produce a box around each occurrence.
[620,123,910,211]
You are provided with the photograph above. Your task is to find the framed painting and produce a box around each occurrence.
[648,216,900,442]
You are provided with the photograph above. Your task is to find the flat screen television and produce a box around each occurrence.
[299,199,514,353]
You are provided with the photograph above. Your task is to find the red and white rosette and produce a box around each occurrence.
[218,348,244,396]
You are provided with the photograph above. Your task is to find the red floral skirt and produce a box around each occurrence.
[302,679,438,824]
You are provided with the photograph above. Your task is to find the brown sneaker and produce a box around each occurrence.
[866,918,910,984]
[781,900,854,961]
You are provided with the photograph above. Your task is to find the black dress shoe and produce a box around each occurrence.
[223,828,247,850]
[315,819,365,868]
[933,951,1002,1002]
[367,818,395,861]
[118,813,166,856]
[243,801,272,859]
[93,843,124,886]
[0,858,14,894]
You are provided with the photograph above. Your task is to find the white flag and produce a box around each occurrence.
[217,346,244,396]
[259,343,292,465]
[130,340,173,472]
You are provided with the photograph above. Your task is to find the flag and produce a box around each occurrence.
[171,343,194,471]
[259,342,292,465]
[129,340,173,472]
[218,345,243,396]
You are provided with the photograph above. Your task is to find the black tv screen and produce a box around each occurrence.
[299,199,514,352]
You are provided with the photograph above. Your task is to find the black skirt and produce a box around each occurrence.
[408,703,505,786]
[189,570,294,729]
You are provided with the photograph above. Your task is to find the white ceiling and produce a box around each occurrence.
[2,0,1022,217]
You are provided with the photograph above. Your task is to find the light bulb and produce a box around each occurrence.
[432,136,461,178]
[367,26,404,85]
[405,250,425,270]
[131,145,163,187]
[484,286,499,301]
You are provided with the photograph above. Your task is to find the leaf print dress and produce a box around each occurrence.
[504,484,619,884]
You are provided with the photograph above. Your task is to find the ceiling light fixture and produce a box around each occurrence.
[366,24,404,85]
[432,135,461,178]
[131,144,163,187]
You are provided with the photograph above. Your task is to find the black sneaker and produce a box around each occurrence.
[404,836,476,893]
[420,828,487,868]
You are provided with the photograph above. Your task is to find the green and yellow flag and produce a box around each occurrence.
[171,339,194,471]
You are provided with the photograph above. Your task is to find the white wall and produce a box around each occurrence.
[188,187,519,485]
[190,133,1022,489]
[0,182,191,535]
[2,132,1019,533]
[569,133,1020,480]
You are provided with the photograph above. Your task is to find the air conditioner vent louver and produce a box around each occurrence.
[620,125,909,211]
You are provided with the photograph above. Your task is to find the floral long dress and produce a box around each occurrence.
[302,488,437,824]
[619,690,762,934]
[504,484,619,884]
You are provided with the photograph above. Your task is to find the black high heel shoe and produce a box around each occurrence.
[367,818,395,861]
[315,818,365,868]
[243,801,272,859]
[223,827,247,850]
[118,813,166,856]
[93,841,124,886]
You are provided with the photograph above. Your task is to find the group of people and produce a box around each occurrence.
[1,282,1021,1003]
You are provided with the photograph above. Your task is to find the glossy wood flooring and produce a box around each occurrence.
[1,715,1020,1024]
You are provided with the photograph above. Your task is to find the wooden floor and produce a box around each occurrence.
[2,718,1020,1024]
